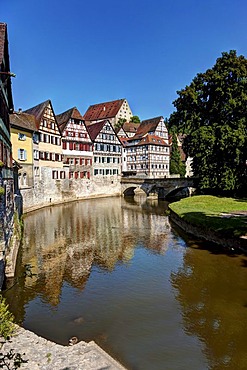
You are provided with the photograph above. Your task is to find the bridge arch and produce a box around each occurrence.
[123,186,137,196]
[121,177,198,199]
[164,186,190,200]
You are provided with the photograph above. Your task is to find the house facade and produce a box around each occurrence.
[123,116,170,178]
[24,100,64,180]
[86,120,122,177]
[0,23,15,257]
[84,99,133,128]
[56,107,93,180]
[10,112,38,188]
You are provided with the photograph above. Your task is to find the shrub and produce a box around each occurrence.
[0,296,15,339]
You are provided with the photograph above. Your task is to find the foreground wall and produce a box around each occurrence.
[21,168,121,212]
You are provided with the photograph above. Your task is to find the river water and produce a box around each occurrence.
[4,196,247,370]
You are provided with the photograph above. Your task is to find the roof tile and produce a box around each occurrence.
[84,99,125,121]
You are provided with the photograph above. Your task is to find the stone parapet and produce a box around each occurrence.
[2,326,126,369]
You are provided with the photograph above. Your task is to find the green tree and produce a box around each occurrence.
[170,50,247,195]
[169,131,186,176]
[130,115,140,123]
[115,118,127,129]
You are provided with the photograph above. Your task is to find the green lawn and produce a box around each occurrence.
[169,195,247,238]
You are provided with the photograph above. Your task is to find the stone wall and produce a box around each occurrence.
[21,167,122,212]
[169,209,247,252]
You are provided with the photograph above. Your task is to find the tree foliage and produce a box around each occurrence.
[169,50,247,195]
[130,115,141,123]
[169,130,186,176]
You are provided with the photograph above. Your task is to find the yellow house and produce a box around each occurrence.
[10,112,37,188]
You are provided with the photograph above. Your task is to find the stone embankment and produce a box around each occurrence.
[1,326,126,370]
[169,209,247,253]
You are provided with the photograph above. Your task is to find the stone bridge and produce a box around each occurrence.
[121,177,198,199]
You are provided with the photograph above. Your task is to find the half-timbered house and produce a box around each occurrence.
[56,107,93,179]
[86,120,122,177]
[0,23,15,259]
[24,100,64,180]
[123,116,170,178]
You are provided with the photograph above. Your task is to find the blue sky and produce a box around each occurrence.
[2,0,247,120]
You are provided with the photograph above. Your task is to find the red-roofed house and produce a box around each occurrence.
[56,107,93,179]
[84,99,133,128]
[86,120,122,177]
[24,100,63,173]
[122,116,170,178]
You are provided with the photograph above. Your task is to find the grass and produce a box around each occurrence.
[169,195,247,238]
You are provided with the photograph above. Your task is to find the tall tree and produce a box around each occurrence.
[169,130,186,177]
[169,50,247,195]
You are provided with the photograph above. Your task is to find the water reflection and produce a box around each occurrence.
[5,196,247,370]
[171,237,247,370]
[7,196,171,320]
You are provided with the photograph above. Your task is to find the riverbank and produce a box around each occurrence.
[1,326,126,369]
[169,195,247,252]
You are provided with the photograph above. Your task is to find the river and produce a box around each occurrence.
[4,196,247,370]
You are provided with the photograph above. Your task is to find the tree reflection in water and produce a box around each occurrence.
[171,239,247,370]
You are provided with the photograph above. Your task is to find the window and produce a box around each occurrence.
[60,171,65,179]
[39,151,45,160]
[34,166,39,176]
[33,149,39,159]
[18,149,27,161]
[33,133,39,144]
[52,170,58,179]
[18,133,26,141]
[45,134,50,143]
[23,173,27,186]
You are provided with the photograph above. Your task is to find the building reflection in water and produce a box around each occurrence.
[170,239,247,370]
[9,196,171,321]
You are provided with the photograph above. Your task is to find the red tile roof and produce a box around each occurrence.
[119,137,131,147]
[86,120,108,141]
[133,116,163,138]
[10,112,37,132]
[122,121,140,134]
[56,107,84,133]
[137,134,169,147]
[84,99,125,121]
[24,100,57,130]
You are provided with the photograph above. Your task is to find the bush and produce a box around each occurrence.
[0,296,15,340]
